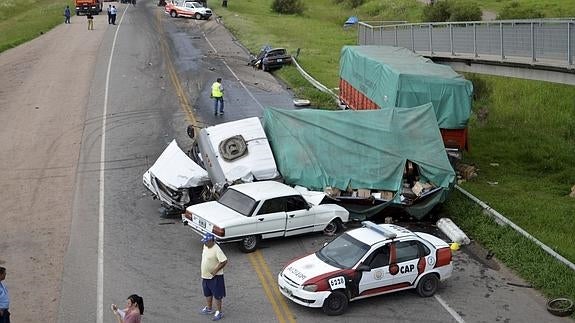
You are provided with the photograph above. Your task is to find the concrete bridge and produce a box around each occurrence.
[357,19,575,85]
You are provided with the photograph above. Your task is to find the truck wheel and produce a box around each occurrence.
[416,274,439,297]
[322,290,348,316]
[76,10,80,15]
[195,13,202,20]
[170,10,178,18]
[238,235,259,253]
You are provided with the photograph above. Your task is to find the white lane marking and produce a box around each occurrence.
[98,5,130,323]
[434,294,466,323]
[203,30,265,110]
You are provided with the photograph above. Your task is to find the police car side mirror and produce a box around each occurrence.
[357,264,370,272]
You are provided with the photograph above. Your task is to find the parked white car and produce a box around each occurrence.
[278,221,453,315]
[182,181,350,252]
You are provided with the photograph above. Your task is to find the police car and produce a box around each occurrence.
[277,221,453,315]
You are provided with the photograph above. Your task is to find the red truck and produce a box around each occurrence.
[339,46,473,151]
[75,0,103,15]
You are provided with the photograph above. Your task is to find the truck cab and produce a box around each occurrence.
[75,0,103,15]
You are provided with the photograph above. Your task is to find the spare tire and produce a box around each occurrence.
[547,298,574,317]
[219,135,247,161]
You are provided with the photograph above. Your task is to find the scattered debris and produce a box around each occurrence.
[487,181,499,186]
[570,184,575,198]
[293,99,310,107]
[547,298,574,317]
[456,163,478,180]
[489,162,499,167]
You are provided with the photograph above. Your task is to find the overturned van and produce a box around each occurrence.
[143,118,280,214]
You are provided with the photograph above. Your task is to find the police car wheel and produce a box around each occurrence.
[416,274,439,297]
[322,290,348,316]
[239,235,259,253]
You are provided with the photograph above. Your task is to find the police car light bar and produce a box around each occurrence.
[362,221,397,239]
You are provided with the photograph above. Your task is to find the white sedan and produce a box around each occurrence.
[182,181,350,252]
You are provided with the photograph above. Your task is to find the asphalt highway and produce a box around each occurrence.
[56,2,571,322]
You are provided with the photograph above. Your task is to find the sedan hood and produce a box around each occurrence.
[282,253,339,285]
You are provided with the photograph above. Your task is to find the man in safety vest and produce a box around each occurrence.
[211,78,224,116]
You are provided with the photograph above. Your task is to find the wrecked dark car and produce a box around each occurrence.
[249,47,292,72]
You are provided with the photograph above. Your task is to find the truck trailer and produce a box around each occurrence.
[339,45,473,151]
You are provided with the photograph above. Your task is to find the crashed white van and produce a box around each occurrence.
[143,117,281,214]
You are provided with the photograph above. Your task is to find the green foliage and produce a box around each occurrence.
[331,0,365,8]
[271,0,305,15]
[422,0,482,22]
[496,1,545,19]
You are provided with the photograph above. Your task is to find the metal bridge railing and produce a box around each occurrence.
[358,19,575,69]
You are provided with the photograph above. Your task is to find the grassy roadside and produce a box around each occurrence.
[0,0,71,53]
[209,0,575,304]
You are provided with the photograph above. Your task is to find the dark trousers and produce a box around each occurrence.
[112,14,117,24]
[0,309,10,323]
[108,13,111,24]
[213,97,224,114]
[65,16,70,24]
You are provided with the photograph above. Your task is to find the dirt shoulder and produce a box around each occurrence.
[0,14,109,322]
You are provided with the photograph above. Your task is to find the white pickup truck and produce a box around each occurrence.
[165,0,212,19]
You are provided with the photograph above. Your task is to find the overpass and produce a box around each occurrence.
[358,19,575,86]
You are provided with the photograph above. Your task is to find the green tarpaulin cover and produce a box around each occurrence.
[340,45,473,129]
[263,104,456,219]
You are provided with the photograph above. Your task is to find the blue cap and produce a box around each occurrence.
[201,232,215,243]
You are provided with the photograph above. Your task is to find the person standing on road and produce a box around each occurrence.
[107,5,112,24]
[0,267,10,323]
[64,6,71,24]
[87,12,94,30]
[211,78,224,116]
[111,6,118,25]
[199,233,227,321]
[111,294,144,323]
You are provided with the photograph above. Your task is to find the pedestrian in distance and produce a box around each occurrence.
[211,78,224,116]
[111,6,118,25]
[87,12,94,30]
[0,267,10,323]
[199,233,227,321]
[64,6,71,24]
[107,5,112,24]
[111,294,144,323]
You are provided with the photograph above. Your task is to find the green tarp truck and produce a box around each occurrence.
[339,45,473,150]
[263,104,456,220]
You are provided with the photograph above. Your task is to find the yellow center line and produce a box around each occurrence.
[253,250,296,323]
[154,9,197,127]
[248,251,287,323]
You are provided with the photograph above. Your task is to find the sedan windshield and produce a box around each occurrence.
[316,233,370,268]
[217,188,257,216]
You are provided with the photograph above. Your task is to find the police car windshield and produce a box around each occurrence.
[316,233,370,268]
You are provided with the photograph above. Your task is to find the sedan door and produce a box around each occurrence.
[357,245,395,297]
[284,195,314,236]
[253,197,287,239]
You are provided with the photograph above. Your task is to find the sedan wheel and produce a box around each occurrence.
[416,274,439,297]
[323,219,341,236]
[322,290,348,316]
[238,235,259,253]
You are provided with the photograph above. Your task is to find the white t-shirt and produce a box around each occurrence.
[201,243,227,279]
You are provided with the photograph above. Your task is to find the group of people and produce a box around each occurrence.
[107,5,119,25]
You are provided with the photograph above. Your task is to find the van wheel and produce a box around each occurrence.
[322,290,348,316]
[416,274,439,297]
[170,10,177,18]
[323,219,342,236]
[238,235,259,253]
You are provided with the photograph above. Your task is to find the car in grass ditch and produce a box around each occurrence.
[182,181,350,253]
[249,47,292,72]
[165,0,212,19]
[278,221,453,315]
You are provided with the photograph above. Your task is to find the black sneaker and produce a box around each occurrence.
[214,111,218,116]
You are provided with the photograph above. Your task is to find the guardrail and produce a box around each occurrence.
[358,19,575,70]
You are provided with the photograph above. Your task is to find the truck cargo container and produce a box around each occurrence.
[339,45,473,151]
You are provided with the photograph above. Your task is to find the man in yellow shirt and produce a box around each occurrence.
[199,233,228,321]
[211,78,224,116]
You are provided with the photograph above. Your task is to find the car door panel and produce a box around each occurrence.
[254,197,287,238]
[285,195,314,236]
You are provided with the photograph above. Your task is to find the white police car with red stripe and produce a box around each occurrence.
[278,221,453,315]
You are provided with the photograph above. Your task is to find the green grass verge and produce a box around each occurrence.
[0,0,72,53]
